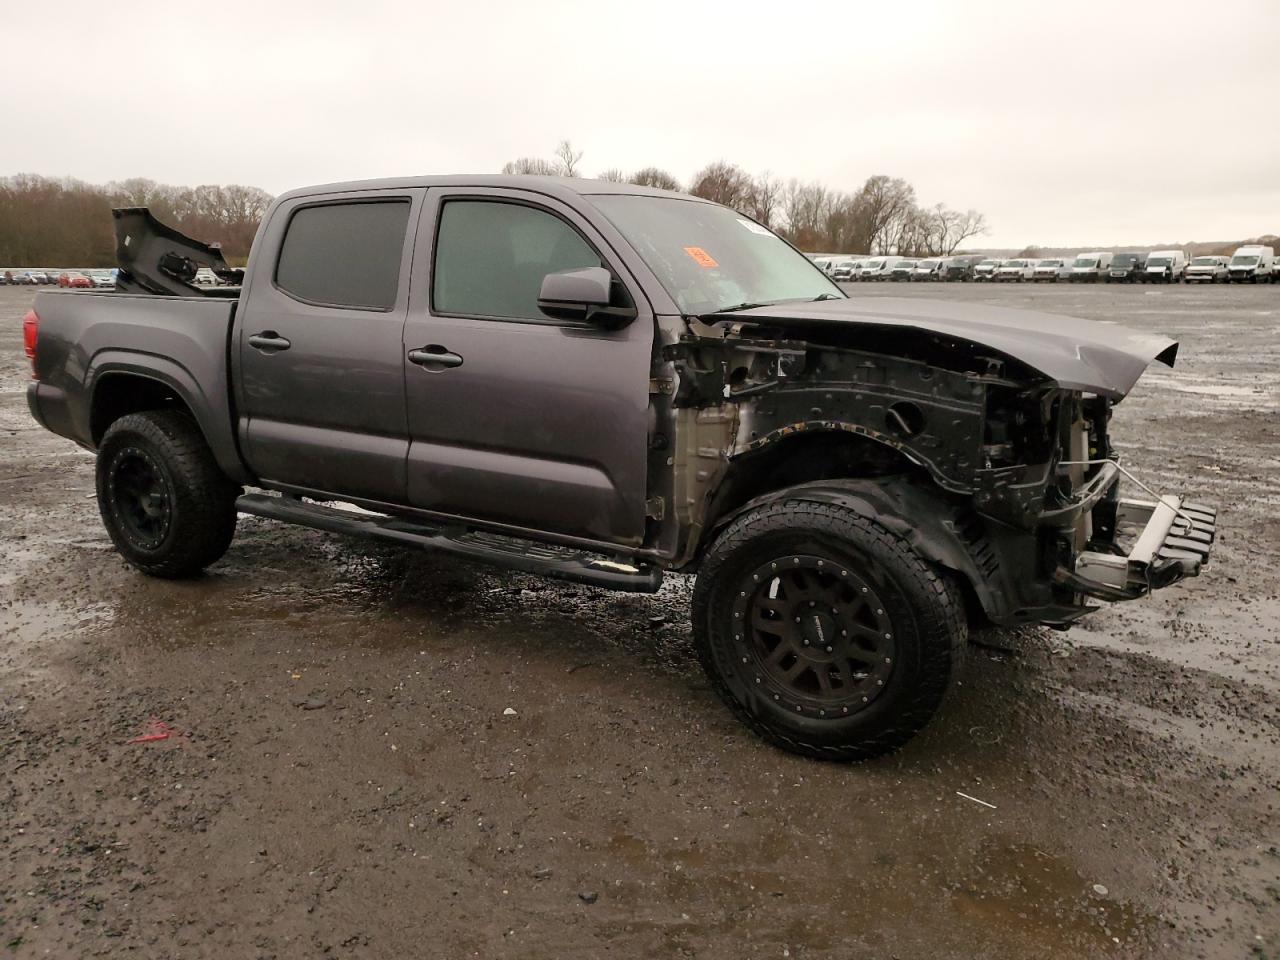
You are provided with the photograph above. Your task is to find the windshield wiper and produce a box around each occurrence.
[704,292,845,316]
[705,300,781,315]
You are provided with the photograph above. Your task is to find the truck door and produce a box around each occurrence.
[235,189,423,503]
[401,188,654,546]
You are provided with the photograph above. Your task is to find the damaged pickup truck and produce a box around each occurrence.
[23,176,1216,759]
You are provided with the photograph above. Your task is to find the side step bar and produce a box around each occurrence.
[235,493,663,593]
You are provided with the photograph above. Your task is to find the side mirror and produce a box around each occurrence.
[537,266,635,326]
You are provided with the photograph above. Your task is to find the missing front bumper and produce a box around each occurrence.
[1065,497,1218,600]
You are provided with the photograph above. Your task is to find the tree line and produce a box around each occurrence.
[0,175,272,267]
[502,141,988,256]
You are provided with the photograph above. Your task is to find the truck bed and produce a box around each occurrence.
[27,289,246,482]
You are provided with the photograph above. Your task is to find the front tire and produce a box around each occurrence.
[692,496,966,761]
[96,410,240,578]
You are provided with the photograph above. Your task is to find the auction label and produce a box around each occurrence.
[684,246,718,268]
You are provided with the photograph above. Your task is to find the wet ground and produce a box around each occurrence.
[1,281,1277,959]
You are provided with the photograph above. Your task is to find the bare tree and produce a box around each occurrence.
[554,139,584,178]
[856,176,916,254]
[940,208,988,253]
[747,172,783,229]
[688,161,754,213]
[501,157,560,176]
[630,167,681,191]
[595,168,627,182]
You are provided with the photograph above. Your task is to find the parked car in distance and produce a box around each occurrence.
[1106,252,1147,283]
[973,258,1002,281]
[831,259,860,281]
[859,256,903,280]
[995,258,1036,282]
[58,272,93,288]
[1143,250,1188,283]
[27,271,50,285]
[1227,245,1275,283]
[941,255,981,281]
[912,258,944,281]
[1032,258,1069,282]
[88,270,115,288]
[192,267,221,285]
[1068,252,1113,282]
[1185,256,1229,283]
[890,258,919,281]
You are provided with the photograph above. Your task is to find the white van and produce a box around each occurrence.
[1143,250,1188,283]
[1068,252,1113,282]
[995,258,1037,282]
[860,256,904,280]
[1032,258,1070,282]
[1227,244,1276,283]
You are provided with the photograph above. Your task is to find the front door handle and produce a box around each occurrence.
[248,331,291,353]
[407,345,464,370]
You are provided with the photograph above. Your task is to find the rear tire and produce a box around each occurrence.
[692,496,966,761]
[96,410,240,578]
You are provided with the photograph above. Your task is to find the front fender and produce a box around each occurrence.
[709,477,1043,626]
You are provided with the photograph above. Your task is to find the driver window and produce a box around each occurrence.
[433,200,603,320]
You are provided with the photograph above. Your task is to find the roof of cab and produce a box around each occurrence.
[274,175,703,205]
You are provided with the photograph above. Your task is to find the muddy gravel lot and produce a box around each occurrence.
[1,281,1277,959]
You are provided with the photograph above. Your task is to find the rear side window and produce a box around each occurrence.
[433,200,602,320]
[275,200,410,310]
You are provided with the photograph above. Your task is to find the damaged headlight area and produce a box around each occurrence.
[663,322,1216,628]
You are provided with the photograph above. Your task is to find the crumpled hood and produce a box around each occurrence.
[724,296,1178,400]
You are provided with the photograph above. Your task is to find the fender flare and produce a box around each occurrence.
[707,477,1016,624]
[87,352,251,484]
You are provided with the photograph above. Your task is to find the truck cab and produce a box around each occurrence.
[972,258,1001,281]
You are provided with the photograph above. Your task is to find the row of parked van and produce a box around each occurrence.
[818,245,1279,284]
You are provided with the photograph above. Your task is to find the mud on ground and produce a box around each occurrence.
[1,282,1277,959]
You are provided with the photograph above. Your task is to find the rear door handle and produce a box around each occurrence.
[407,345,464,369]
[248,331,291,353]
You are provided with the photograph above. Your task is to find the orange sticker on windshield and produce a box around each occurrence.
[684,246,718,268]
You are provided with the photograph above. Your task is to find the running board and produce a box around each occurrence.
[235,493,663,593]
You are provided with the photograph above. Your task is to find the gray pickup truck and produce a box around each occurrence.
[23,175,1216,760]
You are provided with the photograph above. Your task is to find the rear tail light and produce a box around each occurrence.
[23,309,38,379]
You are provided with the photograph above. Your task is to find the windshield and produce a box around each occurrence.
[865,259,884,269]
[1147,257,1171,267]
[1073,258,1097,268]
[1113,254,1139,267]
[592,196,840,313]
[1191,257,1219,266]
[917,260,939,269]
[1039,260,1062,267]
[1230,255,1259,266]
[1004,260,1026,268]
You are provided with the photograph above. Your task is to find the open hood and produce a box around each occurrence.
[721,297,1178,400]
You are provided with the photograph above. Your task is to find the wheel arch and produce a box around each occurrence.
[703,475,1016,627]
[87,354,250,483]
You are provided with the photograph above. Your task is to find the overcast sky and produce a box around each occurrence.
[4,0,1278,247]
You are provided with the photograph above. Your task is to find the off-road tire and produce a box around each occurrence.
[96,410,240,578]
[692,497,966,761]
